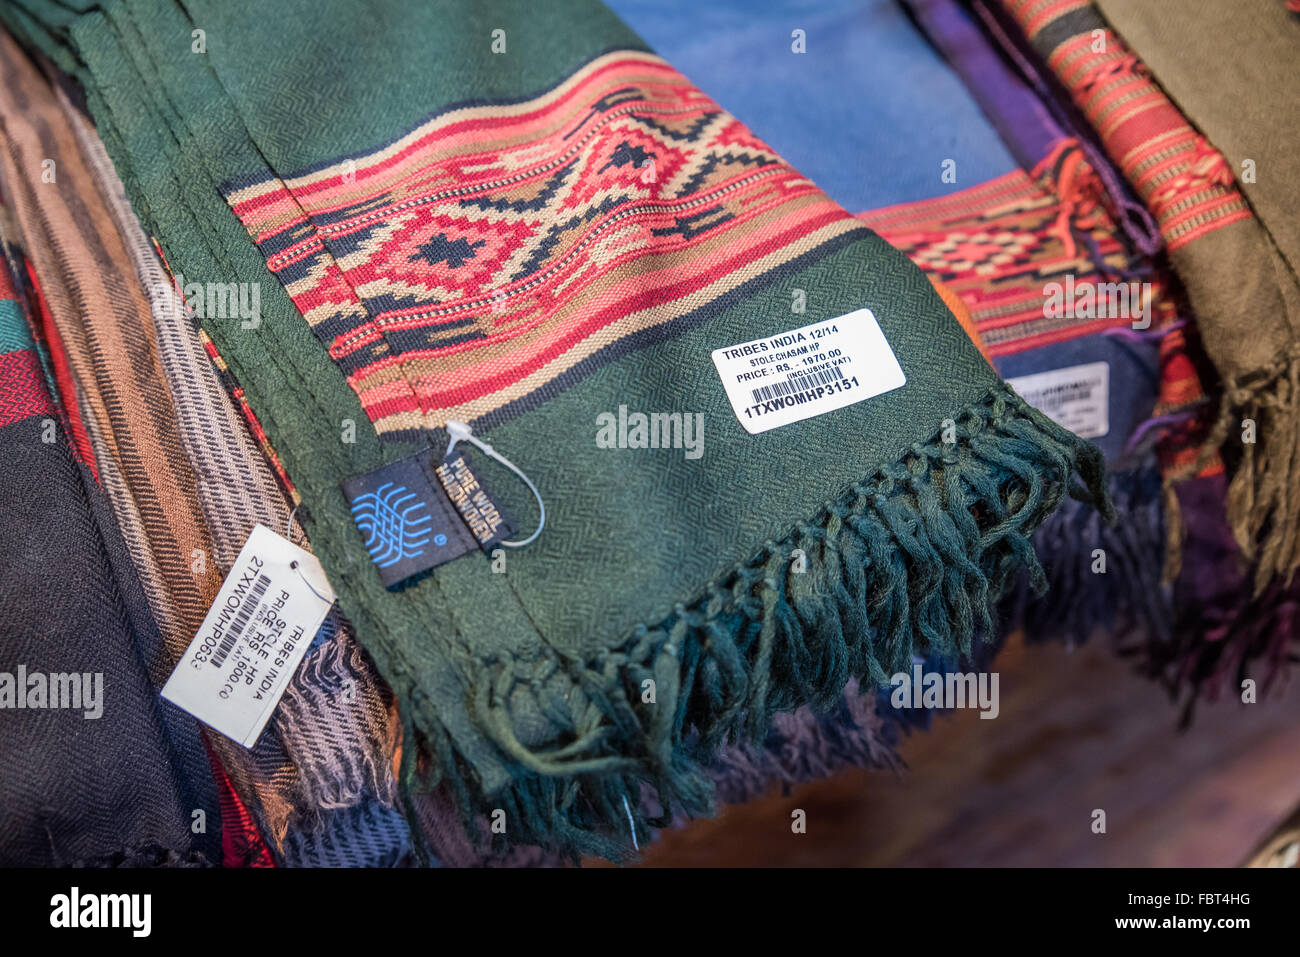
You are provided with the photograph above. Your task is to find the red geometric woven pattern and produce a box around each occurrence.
[223,51,859,438]
[0,348,50,427]
[1003,0,1251,252]
[858,141,1179,357]
[858,139,1218,479]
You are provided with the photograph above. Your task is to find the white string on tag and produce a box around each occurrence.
[284,506,335,604]
[444,420,545,548]
[290,559,335,604]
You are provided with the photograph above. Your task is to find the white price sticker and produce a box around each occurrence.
[161,524,335,747]
[711,308,906,434]
[1006,361,1109,439]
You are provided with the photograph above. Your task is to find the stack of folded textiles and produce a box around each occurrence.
[974,0,1300,716]
[0,30,408,866]
[623,0,1299,725]
[47,0,1300,867]
[0,232,221,867]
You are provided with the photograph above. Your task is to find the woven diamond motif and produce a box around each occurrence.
[224,51,855,437]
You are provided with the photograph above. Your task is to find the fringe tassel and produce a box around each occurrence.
[1134,474,1300,720]
[73,844,214,868]
[1159,581,1300,727]
[1203,346,1300,595]
[707,679,901,805]
[274,629,400,815]
[1160,476,1185,585]
[405,384,1111,862]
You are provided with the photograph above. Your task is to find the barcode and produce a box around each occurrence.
[751,365,845,404]
[210,573,272,668]
[1028,381,1093,411]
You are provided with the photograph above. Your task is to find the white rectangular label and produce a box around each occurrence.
[1006,361,1109,439]
[161,524,336,747]
[710,308,906,434]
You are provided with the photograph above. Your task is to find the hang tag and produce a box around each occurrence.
[160,525,336,747]
[342,450,482,587]
[434,449,513,552]
[711,308,906,434]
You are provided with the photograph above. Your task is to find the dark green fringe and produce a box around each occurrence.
[406,383,1112,863]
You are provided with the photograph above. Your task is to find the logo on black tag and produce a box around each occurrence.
[342,448,512,587]
[342,451,476,587]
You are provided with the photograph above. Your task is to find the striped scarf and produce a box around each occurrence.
[995,0,1300,597]
[0,34,408,865]
[0,243,220,866]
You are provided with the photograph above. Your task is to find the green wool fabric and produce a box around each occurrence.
[1,0,1110,860]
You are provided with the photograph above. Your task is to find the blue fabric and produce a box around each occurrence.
[607,0,1017,211]
[993,332,1160,464]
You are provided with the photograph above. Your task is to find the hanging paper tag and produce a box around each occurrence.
[161,524,336,747]
[711,308,906,434]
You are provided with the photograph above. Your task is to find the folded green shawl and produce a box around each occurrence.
[1,0,1110,859]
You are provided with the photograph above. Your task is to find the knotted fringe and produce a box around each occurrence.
[275,631,401,816]
[404,684,898,864]
[1005,461,1169,648]
[407,384,1111,862]
[1134,474,1300,721]
[1201,345,1300,595]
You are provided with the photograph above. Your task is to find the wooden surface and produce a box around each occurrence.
[616,636,1300,866]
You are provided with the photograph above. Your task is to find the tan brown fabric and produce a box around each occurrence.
[1081,0,1300,591]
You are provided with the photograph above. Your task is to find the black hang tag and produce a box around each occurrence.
[341,450,478,588]
[433,449,513,552]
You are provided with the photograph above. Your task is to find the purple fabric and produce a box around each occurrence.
[905,0,1064,169]
[1175,474,1246,624]
[1152,474,1298,717]
[967,0,1163,256]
